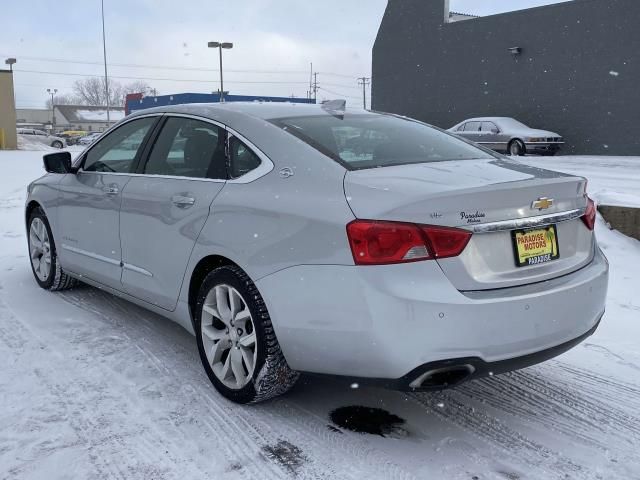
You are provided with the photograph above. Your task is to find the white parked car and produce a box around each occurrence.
[77,132,102,146]
[17,128,67,149]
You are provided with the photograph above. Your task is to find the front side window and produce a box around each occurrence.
[272,114,494,170]
[228,136,261,179]
[143,117,226,179]
[464,121,482,132]
[83,117,156,173]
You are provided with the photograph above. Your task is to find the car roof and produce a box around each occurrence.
[128,101,369,123]
[462,117,514,122]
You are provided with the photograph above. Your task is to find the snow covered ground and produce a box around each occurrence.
[1,152,639,480]
[522,156,640,208]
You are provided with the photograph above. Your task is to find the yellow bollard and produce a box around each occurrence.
[0,128,5,149]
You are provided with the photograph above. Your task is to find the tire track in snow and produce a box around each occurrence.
[551,362,640,408]
[58,289,288,480]
[457,365,640,455]
[255,398,420,480]
[408,391,587,480]
[58,287,420,479]
[0,298,178,479]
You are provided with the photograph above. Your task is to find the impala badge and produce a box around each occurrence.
[532,197,554,210]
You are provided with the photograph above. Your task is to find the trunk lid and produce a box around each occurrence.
[344,158,594,290]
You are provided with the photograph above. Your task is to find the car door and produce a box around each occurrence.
[479,121,504,150]
[56,115,160,288]
[119,115,227,310]
[33,130,47,145]
[457,121,481,143]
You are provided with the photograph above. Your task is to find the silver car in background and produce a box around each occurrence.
[25,103,607,404]
[17,128,67,149]
[77,132,102,146]
[449,117,564,156]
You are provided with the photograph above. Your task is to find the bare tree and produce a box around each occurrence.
[45,93,81,109]
[72,77,152,107]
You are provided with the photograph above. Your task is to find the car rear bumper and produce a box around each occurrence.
[256,246,608,382]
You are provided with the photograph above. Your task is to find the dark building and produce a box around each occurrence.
[373,0,639,155]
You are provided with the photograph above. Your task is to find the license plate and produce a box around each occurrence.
[511,225,559,267]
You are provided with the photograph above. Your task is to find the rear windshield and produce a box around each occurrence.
[271,113,495,170]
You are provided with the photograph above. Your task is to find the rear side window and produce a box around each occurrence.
[143,117,227,179]
[83,117,156,173]
[271,114,494,170]
[228,136,261,179]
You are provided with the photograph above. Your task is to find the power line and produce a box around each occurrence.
[13,69,310,85]
[317,86,361,102]
[1,53,365,79]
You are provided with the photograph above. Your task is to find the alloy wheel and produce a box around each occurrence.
[29,218,51,282]
[200,284,258,389]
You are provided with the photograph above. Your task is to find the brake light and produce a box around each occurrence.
[346,220,472,265]
[581,196,596,231]
[420,225,473,259]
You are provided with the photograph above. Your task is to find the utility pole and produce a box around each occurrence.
[309,62,313,100]
[101,0,110,124]
[312,72,319,103]
[47,88,57,128]
[357,77,371,109]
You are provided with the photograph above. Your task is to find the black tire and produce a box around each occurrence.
[51,141,63,149]
[27,208,78,291]
[508,139,526,156]
[194,265,299,404]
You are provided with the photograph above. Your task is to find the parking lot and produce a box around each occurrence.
[1,149,639,479]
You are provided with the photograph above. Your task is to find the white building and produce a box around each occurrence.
[16,105,125,132]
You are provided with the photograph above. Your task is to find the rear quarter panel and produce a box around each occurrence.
[179,117,356,304]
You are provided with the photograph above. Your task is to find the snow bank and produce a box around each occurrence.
[523,155,640,208]
[75,109,125,122]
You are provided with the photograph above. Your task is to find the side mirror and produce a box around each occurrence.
[43,151,73,174]
[491,128,499,134]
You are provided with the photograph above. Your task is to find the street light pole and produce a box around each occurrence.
[47,88,58,128]
[101,0,111,124]
[4,58,16,72]
[208,41,233,102]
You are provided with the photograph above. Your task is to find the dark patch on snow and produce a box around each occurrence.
[326,424,343,434]
[497,471,521,480]
[262,440,307,476]
[226,462,243,472]
[329,405,407,437]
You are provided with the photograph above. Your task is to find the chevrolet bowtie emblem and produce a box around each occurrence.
[532,197,554,210]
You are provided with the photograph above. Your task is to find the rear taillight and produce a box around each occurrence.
[581,196,596,231]
[346,220,472,265]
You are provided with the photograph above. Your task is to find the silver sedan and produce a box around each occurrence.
[25,103,607,403]
[449,117,564,156]
[17,128,67,149]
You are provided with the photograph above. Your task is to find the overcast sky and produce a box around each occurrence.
[2,0,571,109]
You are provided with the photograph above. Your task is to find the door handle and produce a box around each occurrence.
[171,195,196,208]
[103,184,119,195]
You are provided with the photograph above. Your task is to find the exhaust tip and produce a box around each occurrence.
[409,364,475,390]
